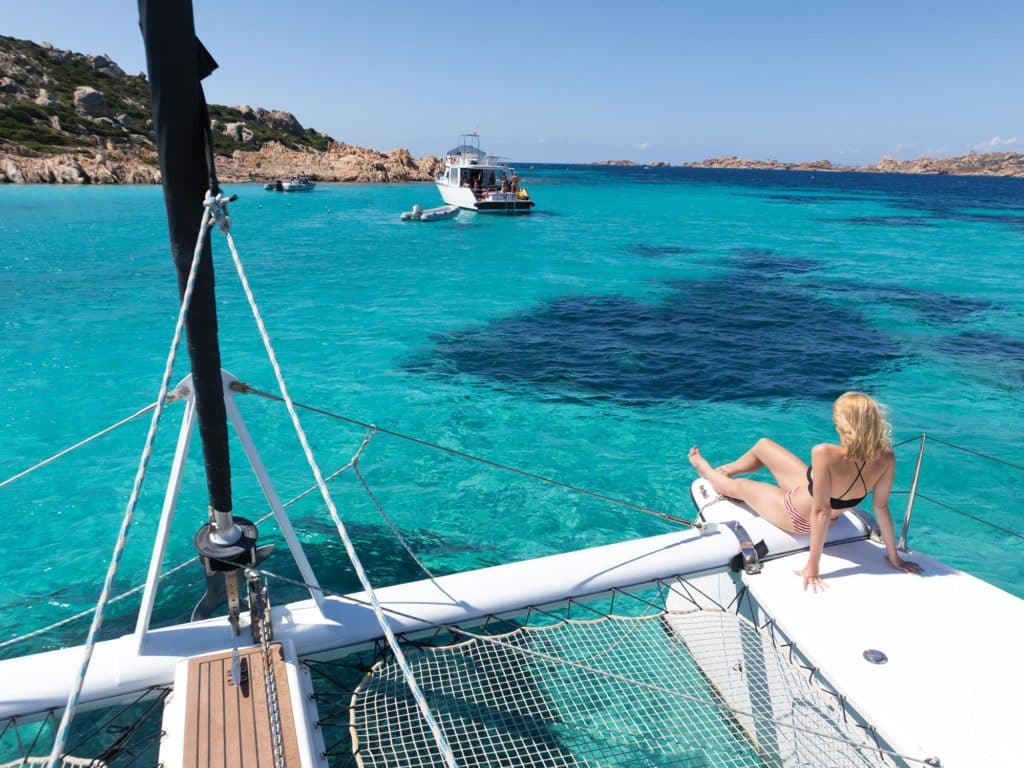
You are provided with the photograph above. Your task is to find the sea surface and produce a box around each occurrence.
[1,166,1022,655]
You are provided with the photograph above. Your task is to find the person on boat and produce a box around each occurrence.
[510,172,520,192]
[688,391,922,592]
[500,173,510,192]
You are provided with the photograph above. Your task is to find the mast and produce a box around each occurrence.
[138,0,232,515]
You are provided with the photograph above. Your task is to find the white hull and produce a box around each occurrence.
[436,182,534,213]
[686,478,1024,768]
[436,182,481,210]
[0,526,739,720]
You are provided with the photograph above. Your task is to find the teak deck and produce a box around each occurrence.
[182,643,302,768]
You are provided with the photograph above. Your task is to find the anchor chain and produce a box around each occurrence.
[247,568,286,768]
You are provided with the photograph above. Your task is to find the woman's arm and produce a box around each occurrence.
[800,443,835,592]
[872,453,923,574]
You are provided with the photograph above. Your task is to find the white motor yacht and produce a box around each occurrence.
[435,132,535,213]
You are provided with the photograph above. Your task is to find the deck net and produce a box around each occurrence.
[348,605,892,768]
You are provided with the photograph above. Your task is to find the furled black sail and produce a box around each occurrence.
[138,0,231,514]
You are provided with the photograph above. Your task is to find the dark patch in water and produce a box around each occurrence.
[729,248,820,275]
[948,212,1024,231]
[935,331,1024,389]
[627,243,697,258]
[886,198,1024,230]
[835,215,935,228]
[403,259,903,405]
[759,193,878,205]
[943,330,1024,357]
[819,208,1022,231]
[827,284,995,326]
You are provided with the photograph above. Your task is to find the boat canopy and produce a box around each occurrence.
[445,144,485,158]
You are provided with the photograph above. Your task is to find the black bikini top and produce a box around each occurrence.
[807,462,867,509]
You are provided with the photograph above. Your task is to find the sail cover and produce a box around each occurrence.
[138,0,232,512]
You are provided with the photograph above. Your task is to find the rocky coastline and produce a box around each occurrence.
[599,151,1024,178]
[0,140,443,185]
[0,35,440,184]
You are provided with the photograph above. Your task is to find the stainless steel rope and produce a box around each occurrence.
[0,403,158,490]
[45,192,220,768]
[233,382,700,528]
[214,204,460,768]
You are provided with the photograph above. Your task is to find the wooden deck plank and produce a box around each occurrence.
[249,650,272,766]
[181,643,303,768]
[222,652,241,766]
[209,654,224,767]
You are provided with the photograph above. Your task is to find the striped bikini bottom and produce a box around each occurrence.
[783,488,841,535]
[783,488,811,534]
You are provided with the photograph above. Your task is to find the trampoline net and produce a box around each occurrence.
[348,604,892,768]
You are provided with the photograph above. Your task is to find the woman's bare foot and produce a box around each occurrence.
[688,446,713,479]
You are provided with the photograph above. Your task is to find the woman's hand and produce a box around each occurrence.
[886,553,923,575]
[797,563,828,592]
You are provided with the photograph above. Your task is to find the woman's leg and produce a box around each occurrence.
[690,447,797,532]
[716,438,807,491]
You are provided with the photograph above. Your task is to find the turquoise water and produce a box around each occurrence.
[1,167,1022,653]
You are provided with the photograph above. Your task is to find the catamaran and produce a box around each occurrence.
[435,133,535,214]
[1,3,1022,767]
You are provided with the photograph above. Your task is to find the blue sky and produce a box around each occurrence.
[4,1,1022,164]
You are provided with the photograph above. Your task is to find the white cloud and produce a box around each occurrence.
[634,142,653,150]
[971,136,1019,151]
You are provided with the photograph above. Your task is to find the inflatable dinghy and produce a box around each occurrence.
[401,204,460,222]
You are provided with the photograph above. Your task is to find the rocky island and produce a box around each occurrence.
[680,153,1024,177]
[0,35,441,184]
[595,151,1024,178]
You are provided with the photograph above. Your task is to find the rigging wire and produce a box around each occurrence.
[915,434,1024,472]
[44,195,218,768]
[216,203,460,768]
[0,403,159,490]
[911,492,1024,541]
[234,382,699,529]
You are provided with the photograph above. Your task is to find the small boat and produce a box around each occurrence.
[400,203,460,222]
[281,176,316,192]
[435,132,535,214]
[265,177,315,192]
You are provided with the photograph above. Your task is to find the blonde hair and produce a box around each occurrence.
[833,392,892,462]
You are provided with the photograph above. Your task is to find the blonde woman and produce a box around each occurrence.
[688,392,922,592]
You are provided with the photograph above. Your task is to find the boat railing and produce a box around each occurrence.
[894,432,1024,552]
